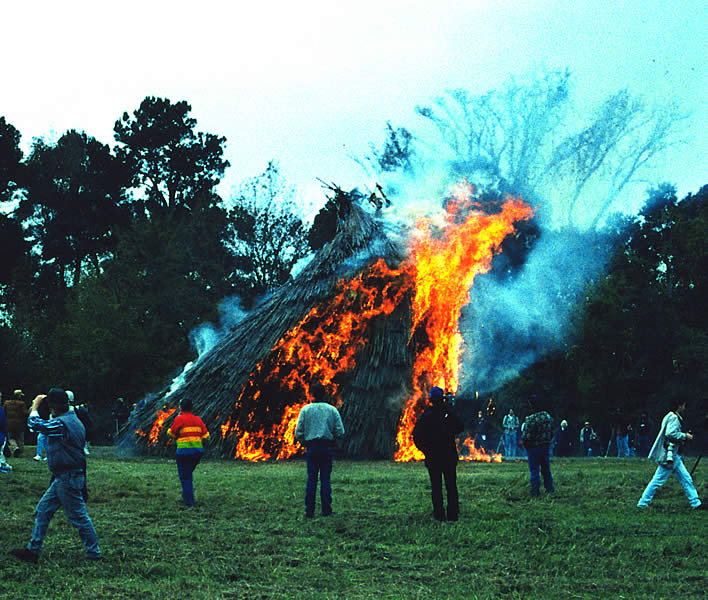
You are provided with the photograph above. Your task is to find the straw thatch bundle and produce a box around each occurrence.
[128,194,416,458]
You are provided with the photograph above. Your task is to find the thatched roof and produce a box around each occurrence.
[128,198,415,458]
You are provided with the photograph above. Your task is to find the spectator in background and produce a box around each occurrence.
[521,409,555,497]
[33,394,50,461]
[554,419,573,457]
[167,398,210,508]
[413,386,464,521]
[4,389,28,457]
[636,414,652,458]
[112,397,131,439]
[474,410,488,451]
[580,421,598,457]
[0,396,13,473]
[616,418,630,457]
[67,391,93,456]
[294,383,345,518]
[502,409,519,458]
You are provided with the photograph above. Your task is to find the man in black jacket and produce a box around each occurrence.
[10,388,102,563]
[413,386,464,521]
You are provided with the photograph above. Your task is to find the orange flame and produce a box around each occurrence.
[458,436,503,463]
[394,188,533,460]
[141,183,532,462]
[136,407,177,444]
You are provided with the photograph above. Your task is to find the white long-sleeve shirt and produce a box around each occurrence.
[648,411,688,463]
[294,402,345,444]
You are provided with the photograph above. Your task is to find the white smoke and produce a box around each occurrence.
[370,154,614,396]
[164,296,249,398]
[458,228,612,394]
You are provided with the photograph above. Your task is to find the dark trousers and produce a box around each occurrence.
[426,459,459,521]
[176,453,202,506]
[527,444,554,496]
[305,442,333,516]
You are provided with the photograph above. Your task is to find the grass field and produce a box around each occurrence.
[1,447,706,600]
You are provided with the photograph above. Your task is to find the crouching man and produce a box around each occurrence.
[11,388,102,563]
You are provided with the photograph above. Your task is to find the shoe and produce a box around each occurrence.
[0,465,12,473]
[693,503,706,511]
[10,548,39,563]
[33,455,42,461]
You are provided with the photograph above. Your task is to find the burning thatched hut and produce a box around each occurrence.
[129,184,533,460]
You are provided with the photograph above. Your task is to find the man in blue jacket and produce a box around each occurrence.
[10,388,102,563]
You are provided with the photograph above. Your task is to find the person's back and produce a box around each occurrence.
[294,385,345,518]
[522,411,554,448]
[4,396,27,431]
[413,404,463,464]
[295,402,344,444]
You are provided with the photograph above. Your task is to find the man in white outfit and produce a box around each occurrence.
[637,398,703,510]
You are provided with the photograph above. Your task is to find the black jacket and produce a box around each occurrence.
[413,404,464,464]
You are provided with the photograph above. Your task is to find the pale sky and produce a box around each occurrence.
[3,0,706,213]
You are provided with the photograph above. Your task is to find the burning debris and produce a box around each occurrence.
[131,182,532,460]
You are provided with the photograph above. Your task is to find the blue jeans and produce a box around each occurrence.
[527,445,554,496]
[176,453,202,506]
[36,433,49,458]
[504,432,518,457]
[305,442,333,516]
[617,434,629,457]
[29,471,101,557]
[637,456,701,508]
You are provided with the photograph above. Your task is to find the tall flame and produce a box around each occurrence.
[140,183,532,462]
[394,186,533,460]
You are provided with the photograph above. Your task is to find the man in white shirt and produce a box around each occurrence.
[294,383,345,517]
[637,398,703,510]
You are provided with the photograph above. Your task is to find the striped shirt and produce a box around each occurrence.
[167,411,209,455]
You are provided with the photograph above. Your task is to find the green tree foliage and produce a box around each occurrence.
[16,130,129,289]
[227,161,310,306]
[500,185,707,434]
[0,116,24,203]
[114,96,229,214]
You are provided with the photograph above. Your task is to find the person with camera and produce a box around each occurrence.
[637,397,703,510]
[10,388,102,563]
[413,386,464,521]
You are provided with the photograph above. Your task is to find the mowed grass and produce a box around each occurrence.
[1,448,706,600]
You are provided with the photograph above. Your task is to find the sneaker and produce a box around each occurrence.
[0,465,12,473]
[10,548,39,563]
[693,503,706,511]
[33,455,42,461]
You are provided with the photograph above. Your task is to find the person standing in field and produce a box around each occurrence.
[294,383,345,518]
[4,389,28,457]
[33,394,50,461]
[554,419,573,457]
[502,408,520,458]
[521,409,555,497]
[167,398,210,508]
[413,386,464,521]
[10,388,101,563]
[637,397,703,510]
[0,397,13,473]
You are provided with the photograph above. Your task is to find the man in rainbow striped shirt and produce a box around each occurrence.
[167,398,209,507]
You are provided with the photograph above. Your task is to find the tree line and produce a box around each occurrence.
[1,70,705,445]
[0,98,312,437]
